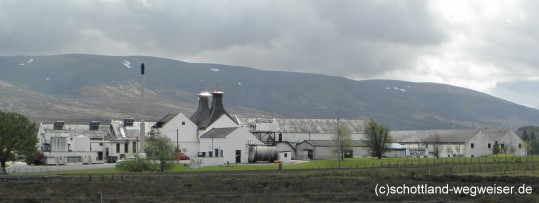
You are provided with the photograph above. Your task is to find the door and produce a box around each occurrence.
[307,150,314,160]
[344,150,353,158]
[235,150,241,163]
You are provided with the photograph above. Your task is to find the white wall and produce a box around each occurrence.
[494,131,525,156]
[43,151,99,165]
[205,116,238,132]
[276,142,297,159]
[278,152,292,163]
[278,133,364,143]
[71,136,90,151]
[199,128,262,164]
[159,113,200,157]
[465,132,494,157]
[50,137,68,151]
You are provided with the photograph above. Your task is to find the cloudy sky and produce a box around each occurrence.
[2,0,539,108]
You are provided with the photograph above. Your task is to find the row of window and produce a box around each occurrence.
[115,142,137,153]
[470,143,521,149]
[198,149,224,157]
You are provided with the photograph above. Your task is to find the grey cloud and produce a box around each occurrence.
[1,0,538,91]
[0,0,447,79]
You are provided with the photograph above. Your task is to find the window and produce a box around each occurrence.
[284,153,288,158]
[519,144,522,149]
[124,143,128,153]
[208,151,213,157]
[182,121,185,125]
[99,143,103,146]
[133,142,137,153]
[488,143,491,148]
[501,144,505,149]
[220,150,224,157]
[116,144,120,153]
[471,143,474,149]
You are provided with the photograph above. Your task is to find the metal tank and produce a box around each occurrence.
[248,146,277,162]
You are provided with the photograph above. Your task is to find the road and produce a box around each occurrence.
[6,162,116,174]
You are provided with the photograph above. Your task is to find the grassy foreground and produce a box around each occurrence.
[44,155,539,175]
[3,156,538,202]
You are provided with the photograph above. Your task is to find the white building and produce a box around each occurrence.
[392,129,525,157]
[37,118,155,164]
[152,87,238,160]
[109,118,155,159]
[236,118,366,159]
[37,121,108,164]
[151,113,199,157]
[199,127,263,164]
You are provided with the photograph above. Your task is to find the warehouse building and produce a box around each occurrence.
[391,129,525,157]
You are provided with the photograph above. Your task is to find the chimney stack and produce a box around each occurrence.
[140,63,146,154]
[190,89,211,128]
[206,84,233,126]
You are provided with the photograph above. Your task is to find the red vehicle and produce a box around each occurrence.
[177,152,190,160]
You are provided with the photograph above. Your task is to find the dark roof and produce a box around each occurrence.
[300,140,366,147]
[153,113,178,128]
[190,95,211,128]
[200,127,238,139]
[190,90,238,130]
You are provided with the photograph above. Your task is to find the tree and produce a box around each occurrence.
[0,110,37,174]
[145,134,175,171]
[522,130,529,141]
[362,119,392,159]
[430,134,442,159]
[493,144,501,155]
[332,119,352,162]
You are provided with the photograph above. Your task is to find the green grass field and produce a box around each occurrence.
[43,155,539,175]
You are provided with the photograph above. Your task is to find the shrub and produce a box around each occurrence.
[117,157,152,172]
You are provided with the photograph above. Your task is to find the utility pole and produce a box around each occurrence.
[337,118,341,168]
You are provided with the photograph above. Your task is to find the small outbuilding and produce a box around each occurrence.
[295,140,370,160]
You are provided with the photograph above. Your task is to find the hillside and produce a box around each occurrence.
[1,54,539,130]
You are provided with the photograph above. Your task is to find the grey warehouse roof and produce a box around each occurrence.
[236,117,365,134]
[300,140,367,147]
[111,120,156,138]
[391,129,478,143]
[391,129,513,144]
[200,127,238,139]
[40,123,110,138]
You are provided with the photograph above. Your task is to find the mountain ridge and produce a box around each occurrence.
[1,54,538,130]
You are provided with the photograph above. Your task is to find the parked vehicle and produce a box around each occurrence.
[178,152,190,160]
